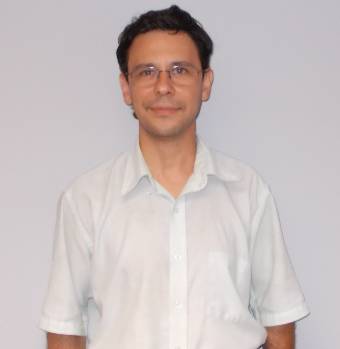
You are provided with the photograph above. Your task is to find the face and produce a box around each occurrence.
[120,30,213,140]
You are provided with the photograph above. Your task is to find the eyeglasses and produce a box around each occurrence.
[127,62,204,86]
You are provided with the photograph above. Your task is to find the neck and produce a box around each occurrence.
[138,128,197,196]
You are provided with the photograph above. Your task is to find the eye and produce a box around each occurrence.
[138,67,156,77]
[172,65,189,75]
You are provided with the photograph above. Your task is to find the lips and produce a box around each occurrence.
[149,105,180,114]
[152,106,178,111]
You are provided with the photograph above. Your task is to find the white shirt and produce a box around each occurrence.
[40,136,309,349]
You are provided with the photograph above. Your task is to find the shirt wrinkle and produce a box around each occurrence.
[40,136,309,349]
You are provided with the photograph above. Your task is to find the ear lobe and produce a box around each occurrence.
[201,69,214,102]
[119,73,132,105]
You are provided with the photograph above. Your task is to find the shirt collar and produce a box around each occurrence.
[121,135,240,196]
[120,139,150,195]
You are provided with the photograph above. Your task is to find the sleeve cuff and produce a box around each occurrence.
[259,302,310,327]
[39,315,87,336]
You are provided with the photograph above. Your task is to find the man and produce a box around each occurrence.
[40,5,309,349]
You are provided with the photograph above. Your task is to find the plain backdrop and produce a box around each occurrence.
[1,0,339,348]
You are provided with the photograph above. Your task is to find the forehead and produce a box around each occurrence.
[127,30,200,69]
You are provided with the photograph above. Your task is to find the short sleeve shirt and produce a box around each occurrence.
[40,136,309,349]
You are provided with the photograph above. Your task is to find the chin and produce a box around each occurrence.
[137,110,197,138]
[141,121,195,139]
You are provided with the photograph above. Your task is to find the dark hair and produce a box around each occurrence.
[116,5,213,76]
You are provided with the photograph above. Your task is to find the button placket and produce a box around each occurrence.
[169,197,188,349]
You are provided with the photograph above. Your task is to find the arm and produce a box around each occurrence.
[47,333,86,349]
[263,322,295,349]
[41,192,91,348]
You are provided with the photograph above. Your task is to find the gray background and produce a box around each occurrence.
[1,0,339,347]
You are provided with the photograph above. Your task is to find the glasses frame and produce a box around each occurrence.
[126,62,206,86]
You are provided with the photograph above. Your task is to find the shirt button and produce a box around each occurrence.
[175,301,182,309]
[173,254,182,261]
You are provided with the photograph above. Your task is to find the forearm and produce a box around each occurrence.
[47,333,86,349]
[263,322,295,349]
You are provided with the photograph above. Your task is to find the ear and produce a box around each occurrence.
[119,73,132,105]
[201,68,214,102]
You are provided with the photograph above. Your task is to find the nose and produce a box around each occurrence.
[154,70,175,96]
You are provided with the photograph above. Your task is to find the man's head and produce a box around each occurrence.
[116,5,214,139]
[116,5,213,77]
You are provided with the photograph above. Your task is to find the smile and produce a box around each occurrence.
[150,106,180,114]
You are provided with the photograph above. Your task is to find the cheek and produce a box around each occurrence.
[130,88,151,107]
[185,88,203,110]
[128,85,203,113]
[177,86,202,102]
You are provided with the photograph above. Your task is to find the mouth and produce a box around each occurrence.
[149,106,180,114]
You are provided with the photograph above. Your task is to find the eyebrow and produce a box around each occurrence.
[131,63,155,70]
[170,61,194,67]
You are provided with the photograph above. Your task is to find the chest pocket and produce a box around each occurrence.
[206,251,251,320]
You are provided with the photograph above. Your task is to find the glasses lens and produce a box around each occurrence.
[170,64,199,85]
[131,66,157,83]
[130,64,201,86]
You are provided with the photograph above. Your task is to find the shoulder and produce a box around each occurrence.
[64,152,127,200]
[208,145,272,213]
[58,152,130,233]
[209,146,264,185]
[58,152,128,220]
